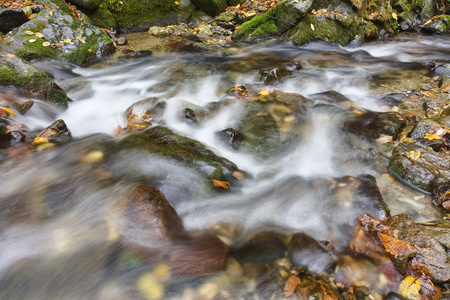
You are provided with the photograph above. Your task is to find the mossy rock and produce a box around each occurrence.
[233,0,313,39]
[112,126,243,204]
[89,0,194,31]
[0,9,114,65]
[0,49,70,107]
[289,13,364,46]
[388,142,450,193]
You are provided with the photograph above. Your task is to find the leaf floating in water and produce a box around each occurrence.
[79,151,104,163]
[283,275,301,298]
[379,233,417,257]
[409,150,420,160]
[211,179,230,189]
[33,136,49,144]
[0,107,15,116]
[398,275,421,300]
[136,273,164,300]
[260,87,271,96]
[42,41,50,47]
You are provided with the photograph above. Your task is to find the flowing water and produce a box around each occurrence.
[1,33,450,299]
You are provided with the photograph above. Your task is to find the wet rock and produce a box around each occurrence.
[123,97,165,132]
[170,234,229,277]
[117,185,229,277]
[67,0,101,10]
[0,50,70,107]
[0,8,115,65]
[128,50,153,59]
[421,15,450,33]
[112,126,243,204]
[216,20,235,30]
[344,110,406,142]
[418,219,450,250]
[432,183,450,210]
[433,63,450,78]
[216,128,245,150]
[179,108,199,125]
[0,131,24,148]
[215,11,235,22]
[388,141,450,193]
[35,119,72,144]
[377,93,406,107]
[0,9,29,34]
[117,185,186,261]
[0,89,34,114]
[440,75,450,92]
[387,214,450,282]
[258,61,302,84]
[384,292,409,300]
[231,234,287,264]
[288,233,336,273]
[148,26,170,36]
[407,118,444,150]
[309,90,351,105]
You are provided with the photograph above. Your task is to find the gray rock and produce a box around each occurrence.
[191,0,228,16]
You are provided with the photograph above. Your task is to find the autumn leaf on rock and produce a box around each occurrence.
[283,275,300,298]
[379,233,417,257]
[424,133,440,140]
[409,150,420,160]
[398,275,421,300]
[211,179,230,189]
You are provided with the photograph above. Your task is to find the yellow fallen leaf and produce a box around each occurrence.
[42,41,50,47]
[6,53,15,58]
[64,38,72,43]
[33,136,49,144]
[29,39,36,43]
[0,107,16,116]
[260,87,271,96]
[24,30,34,35]
[174,1,179,4]
[392,12,398,20]
[211,179,230,189]
[35,32,44,38]
[409,150,420,160]
[80,151,104,163]
[398,275,421,300]
[424,133,440,140]
[403,137,413,143]
[136,273,164,300]
[310,23,315,31]
[36,142,56,152]
[75,36,85,43]
[88,48,92,52]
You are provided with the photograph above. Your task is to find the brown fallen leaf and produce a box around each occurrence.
[211,179,230,189]
[379,233,417,257]
[283,275,300,298]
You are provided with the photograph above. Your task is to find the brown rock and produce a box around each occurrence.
[170,234,229,277]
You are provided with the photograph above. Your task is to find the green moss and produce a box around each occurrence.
[0,67,69,107]
[234,14,275,38]
[290,14,363,46]
[90,0,192,29]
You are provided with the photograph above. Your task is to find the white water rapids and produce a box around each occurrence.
[0,33,449,299]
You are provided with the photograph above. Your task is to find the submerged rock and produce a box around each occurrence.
[116,185,229,277]
[112,126,244,204]
[34,119,72,144]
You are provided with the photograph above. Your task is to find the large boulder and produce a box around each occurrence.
[0,5,114,65]
[0,49,70,107]
[88,0,195,32]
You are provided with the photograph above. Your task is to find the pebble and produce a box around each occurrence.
[116,36,127,45]
[420,83,431,91]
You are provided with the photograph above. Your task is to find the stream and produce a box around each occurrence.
[0,33,449,299]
